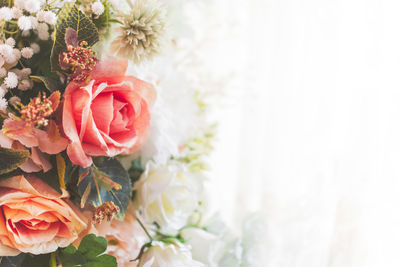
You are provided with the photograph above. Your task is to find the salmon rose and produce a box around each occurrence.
[0,175,87,256]
[62,59,156,167]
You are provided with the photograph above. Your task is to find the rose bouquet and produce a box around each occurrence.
[0,0,248,266]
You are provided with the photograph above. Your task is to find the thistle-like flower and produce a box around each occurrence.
[111,0,166,64]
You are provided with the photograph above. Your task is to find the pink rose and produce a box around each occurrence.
[95,205,149,266]
[62,59,156,167]
[0,175,87,255]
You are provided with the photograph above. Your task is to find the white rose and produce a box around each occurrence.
[139,241,205,267]
[134,162,204,235]
[180,227,225,267]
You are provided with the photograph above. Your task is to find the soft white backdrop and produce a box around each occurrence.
[207,0,400,266]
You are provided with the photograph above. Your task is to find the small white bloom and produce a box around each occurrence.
[30,43,40,54]
[30,16,38,30]
[4,72,18,89]
[92,2,105,16]
[0,44,14,63]
[18,79,32,91]
[38,29,49,40]
[12,7,23,19]
[21,68,31,77]
[139,241,205,267]
[24,0,41,13]
[0,67,6,78]
[0,86,6,98]
[5,38,15,48]
[9,96,21,105]
[21,30,31,37]
[21,47,34,59]
[18,16,32,31]
[43,11,56,25]
[36,10,45,22]
[0,7,13,21]
[0,97,8,112]
[134,162,204,235]
[13,48,21,61]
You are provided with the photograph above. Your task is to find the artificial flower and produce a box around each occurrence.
[138,241,205,267]
[0,175,87,255]
[134,162,204,235]
[96,204,149,267]
[62,59,156,167]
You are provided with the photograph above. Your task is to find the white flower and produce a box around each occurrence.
[92,2,105,16]
[30,16,38,30]
[0,97,7,112]
[36,10,45,22]
[18,79,32,91]
[4,72,18,89]
[0,68,6,78]
[0,86,6,98]
[21,47,34,59]
[11,7,23,19]
[139,241,205,267]
[8,96,20,105]
[21,30,31,37]
[13,48,21,61]
[37,23,49,39]
[134,162,204,235]
[0,7,13,21]
[43,11,56,25]
[180,228,225,267]
[5,38,15,47]
[0,44,15,64]
[24,0,41,13]
[30,43,40,54]
[18,16,32,31]
[20,68,32,77]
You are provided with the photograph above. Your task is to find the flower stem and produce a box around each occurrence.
[137,217,153,242]
[49,252,57,267]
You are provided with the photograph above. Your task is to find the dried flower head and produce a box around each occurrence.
[92,201,120,225]
[61,41,97,82]
[10,91,60,130]
[110,0,166,64]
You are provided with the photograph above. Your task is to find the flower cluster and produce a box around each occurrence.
[0,0,240,266]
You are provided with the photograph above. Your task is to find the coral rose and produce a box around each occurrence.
[62,59,156,167]
[0,175,87,256]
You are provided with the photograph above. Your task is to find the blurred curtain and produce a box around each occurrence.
[209,0,400,266]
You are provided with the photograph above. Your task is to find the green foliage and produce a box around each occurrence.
[58,234,117,267]
[30,75,64,93]
[21,254,50,267]
[0,147,29,176]
[51,3,99,71]
[78,158,131,220]
[128,158,144,200]
[0,254,26,267]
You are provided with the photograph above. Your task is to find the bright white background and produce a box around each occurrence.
[207,0,400,266]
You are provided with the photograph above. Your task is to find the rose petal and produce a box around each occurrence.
[91,92,113,134]
[92,60,128,79]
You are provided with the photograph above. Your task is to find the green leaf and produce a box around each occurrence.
[51,3,99,71]
[128,158,144,200]
[78,158,131,220]
[30,75,64,92]
[0,147,29,175]
[21,254,50,267]
[0,254,26,267]
[78,233,107,259]
[58,234,117,267]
